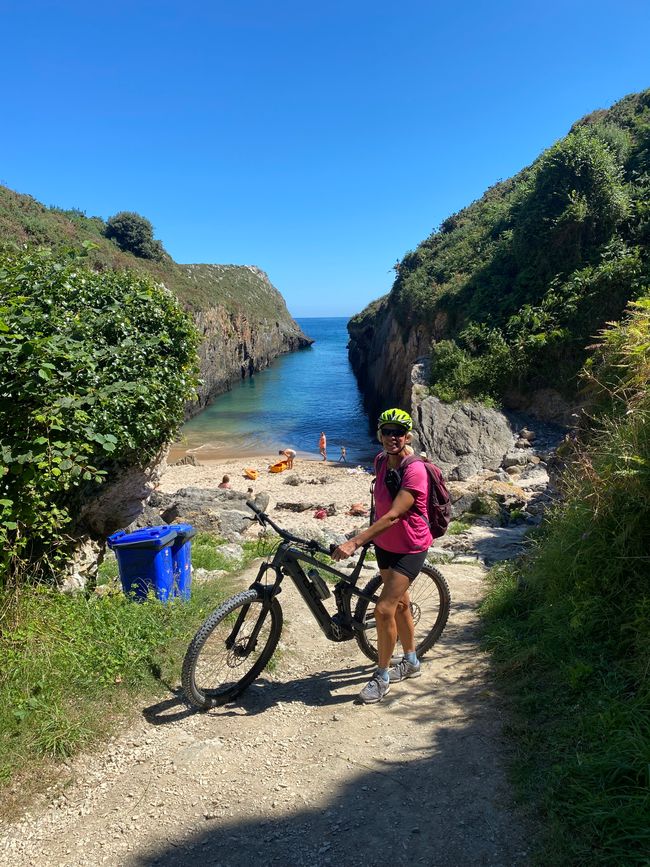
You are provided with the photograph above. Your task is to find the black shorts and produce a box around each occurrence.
[373,546,428,581]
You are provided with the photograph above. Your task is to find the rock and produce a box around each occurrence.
[254,492,270,512]
[505,465,522,476]
[60,535,102,593]
[413,395,515,481]
[215,543,244,562]
[516,465,550,490]
[283,475,301,486]
[193,567,228,583]
[218,509,254,539]
[126,485,267,540]
[514,438,531,449]
[277,501,315,513]
[76,449,168,538]
[519,428,536,442]
[502,452,529,468]
[173,454,201,466]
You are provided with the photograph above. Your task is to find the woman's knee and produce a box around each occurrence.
[375,600,397,622]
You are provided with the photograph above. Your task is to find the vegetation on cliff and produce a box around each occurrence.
[375,89,650,405]
[0,185,302,322]
[0,245,199,587]
[482,294,650,863]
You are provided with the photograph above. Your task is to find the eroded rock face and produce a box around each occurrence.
[184,265,312,415]
[347,299,432,419]
[413,395,515,481]
[75,451,169,539]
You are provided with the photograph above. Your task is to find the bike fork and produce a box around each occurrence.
[226,600,272,656]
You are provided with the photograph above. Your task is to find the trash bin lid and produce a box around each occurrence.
[107,525,178,550]
[171,523,198,542]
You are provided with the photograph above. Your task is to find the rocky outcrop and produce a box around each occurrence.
[347,297,432,420]
[347,300,581,426]
[182,265,312,415]
[129,486,271,541]
[412,395,515,481]
[410,359,515,480]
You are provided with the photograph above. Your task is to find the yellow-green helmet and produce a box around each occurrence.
[377,408,413,431]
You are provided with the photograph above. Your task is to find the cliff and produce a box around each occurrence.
[348,295,431,420]
[0,185,311,412]
[182,264,312,413]
[348,88,650,424]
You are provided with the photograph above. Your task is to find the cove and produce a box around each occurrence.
[172,317,378,463]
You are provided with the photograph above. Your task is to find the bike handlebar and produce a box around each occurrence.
[245,499,333,556]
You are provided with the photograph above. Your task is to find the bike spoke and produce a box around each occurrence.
[192,600,276,699]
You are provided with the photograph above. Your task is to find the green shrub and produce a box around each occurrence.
[105,211,166,260]
[0,245,199,586]
[481,294,650,863]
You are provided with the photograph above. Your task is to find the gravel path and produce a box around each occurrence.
[0,559,533,867]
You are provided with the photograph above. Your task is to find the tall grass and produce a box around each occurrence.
[0,534,263,800]
[481,296,650,865]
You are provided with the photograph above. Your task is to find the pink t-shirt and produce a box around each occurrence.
[374,455,433,553]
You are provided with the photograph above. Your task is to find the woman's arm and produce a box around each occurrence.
[331,488,415,560]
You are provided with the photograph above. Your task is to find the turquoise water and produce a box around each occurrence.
[174,317,377,462]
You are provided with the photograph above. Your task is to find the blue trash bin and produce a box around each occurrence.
[170,523,197,600]
[107,525,178,601]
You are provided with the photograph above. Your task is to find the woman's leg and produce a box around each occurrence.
[375,568,411,669]
[394,587,416,654]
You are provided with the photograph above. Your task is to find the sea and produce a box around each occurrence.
[172,317,378,463]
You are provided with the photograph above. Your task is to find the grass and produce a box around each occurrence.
[0,531,264,813]
[479,298,650,864]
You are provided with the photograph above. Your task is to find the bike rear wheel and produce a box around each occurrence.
[353,564,451,663]
[182,589,283,710]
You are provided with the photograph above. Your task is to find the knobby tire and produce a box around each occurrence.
[353,564,451,663]
[182,589,283,710]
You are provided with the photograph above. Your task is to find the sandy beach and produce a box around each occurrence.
[159,453,377,540]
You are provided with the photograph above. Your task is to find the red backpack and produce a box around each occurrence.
[373,453,452,539]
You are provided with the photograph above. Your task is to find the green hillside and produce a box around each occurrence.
[362,89,650,405]
[0,186,267,312]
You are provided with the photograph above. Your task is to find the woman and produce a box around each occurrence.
[332,408,432,704]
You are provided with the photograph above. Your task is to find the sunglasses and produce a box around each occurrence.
[381,427,407,437]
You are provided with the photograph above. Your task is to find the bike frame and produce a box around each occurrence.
[250,540,379,643]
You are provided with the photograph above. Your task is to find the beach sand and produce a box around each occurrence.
[159,454,376,539]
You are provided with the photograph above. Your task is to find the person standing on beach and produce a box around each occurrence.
[338,446,347,463]
[319,432,327,461]
[279,447,296,469]
[331,408,432,704]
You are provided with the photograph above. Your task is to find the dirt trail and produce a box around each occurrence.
[0,562,532,867]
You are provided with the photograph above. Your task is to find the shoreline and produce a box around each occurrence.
[167,443,373,467]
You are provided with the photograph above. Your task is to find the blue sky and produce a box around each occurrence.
[1,1,648,317]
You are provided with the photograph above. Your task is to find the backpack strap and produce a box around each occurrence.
[397,455,428,524]
[369,452,385,524]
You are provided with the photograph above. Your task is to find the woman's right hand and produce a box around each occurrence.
[332,539,358,560]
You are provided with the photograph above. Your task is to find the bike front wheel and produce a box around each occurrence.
[181,589,283,710]
[353,564,451,663]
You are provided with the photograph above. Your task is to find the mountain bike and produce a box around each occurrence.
[181,500,451,709]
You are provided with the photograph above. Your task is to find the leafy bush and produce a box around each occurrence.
[376,89,650,405]
[105,211,166,260]
[0,245,199,586]
[481,294,650,863]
